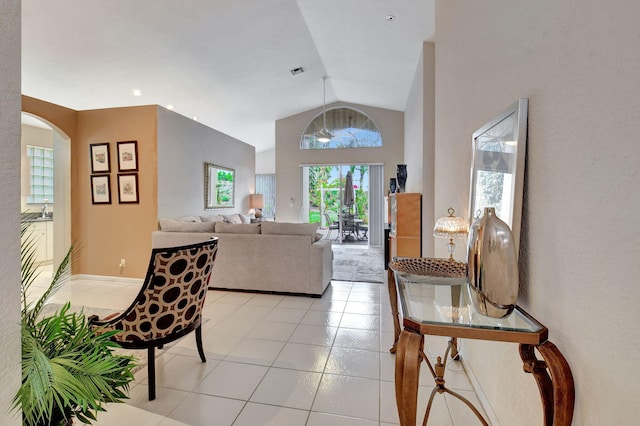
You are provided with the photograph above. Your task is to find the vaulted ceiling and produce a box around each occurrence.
[22,0,434,153]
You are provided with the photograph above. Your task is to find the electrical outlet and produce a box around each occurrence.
[119,258,126,268]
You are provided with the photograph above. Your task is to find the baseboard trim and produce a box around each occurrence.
[71,274,143,285]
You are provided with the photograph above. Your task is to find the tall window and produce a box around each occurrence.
[26,145,54,204]
[256,174,276,219]
[300,107,382,149]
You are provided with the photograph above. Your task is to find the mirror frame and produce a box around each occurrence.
[204,162,235,209]
[468,98,528,252]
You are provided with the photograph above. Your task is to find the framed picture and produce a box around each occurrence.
[91,175,111,204]
[204,162,235,209]
[117,173,139,204]
[89,143,110,173]
[117,140,138,172]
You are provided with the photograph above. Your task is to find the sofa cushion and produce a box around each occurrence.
[159,218,215,233]
[223,214,242,224]
[176,216,202,223]
[261,221,319,237]
[200,214,225,223]
[215,222,261,234]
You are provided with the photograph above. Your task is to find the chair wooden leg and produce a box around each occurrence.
[147,346,156,401]
[196,325,207,363]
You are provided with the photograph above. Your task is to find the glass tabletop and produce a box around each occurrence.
[394,271,547,344]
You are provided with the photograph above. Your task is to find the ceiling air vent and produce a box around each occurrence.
[290,67,304,76]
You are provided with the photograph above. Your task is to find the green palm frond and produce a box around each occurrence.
[15,218,136,425]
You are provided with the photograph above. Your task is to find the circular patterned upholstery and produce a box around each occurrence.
[93,240,218,343]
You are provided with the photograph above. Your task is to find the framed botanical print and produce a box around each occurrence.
[117,140,138,172]
[117,173,139,204]
[89,143,110,173]
[91,175,111,204]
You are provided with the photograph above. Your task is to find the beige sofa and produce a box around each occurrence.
[151,220,333,297]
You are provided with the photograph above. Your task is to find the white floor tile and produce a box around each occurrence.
[248,320,297,341]
[146,354,219,392]
[234,402,309,426]
[339,312,380,330]
[166,393,245,426]
[289,323,338,346]
[225,337,285,366]
[250,368,322,410]
[307,412,378,426]
[44,271,482,426]
[333,328,380,351]
[264,307,308,323]
[324,347,380,379]
[312,374,379,421]
[193,360,268,400]
[300,310,343,327]
[273,342,331,372]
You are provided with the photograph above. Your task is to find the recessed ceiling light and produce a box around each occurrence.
[132,89,142,96]
[386,15,396,21]
[167,104,174,110]
[192,116,198,121]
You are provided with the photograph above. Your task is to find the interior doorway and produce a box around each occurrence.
[21,113,72,270]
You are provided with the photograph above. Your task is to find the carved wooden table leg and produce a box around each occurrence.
[520,341,575,426]
[388,268,402,353]
[395,330,422,425]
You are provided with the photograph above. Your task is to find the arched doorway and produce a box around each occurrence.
[21,112,72,269]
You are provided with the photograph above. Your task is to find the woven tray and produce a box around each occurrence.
[389,257,467,285]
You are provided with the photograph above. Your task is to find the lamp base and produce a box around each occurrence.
[254,209,263,219]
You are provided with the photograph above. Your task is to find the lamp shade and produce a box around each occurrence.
[433,207,468,239]
[249,194,264,209]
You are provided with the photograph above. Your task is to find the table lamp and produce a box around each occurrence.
[433,207,468,260]
[249,194,264,218]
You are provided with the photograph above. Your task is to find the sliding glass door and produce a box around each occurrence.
[302,164,383,245]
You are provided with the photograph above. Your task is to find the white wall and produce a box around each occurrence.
[157,107,256,218]
[256,148,275,174]
[434,1,640,424]
[0,0,22,424]
[405,42,438,258]
[275,102,404,223]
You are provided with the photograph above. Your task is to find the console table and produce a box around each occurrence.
[387,267,574,426]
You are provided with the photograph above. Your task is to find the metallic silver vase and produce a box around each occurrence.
[466,207,519,318]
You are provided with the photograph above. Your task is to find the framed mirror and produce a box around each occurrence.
[204,162,235,209]
[469,98,528,250]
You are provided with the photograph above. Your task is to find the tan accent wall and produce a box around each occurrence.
[75,106,159,278]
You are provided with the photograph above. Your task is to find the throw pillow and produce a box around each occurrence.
[159,218,215,233]
[238,213,254,224]
[215,222,261,234]
[200,214,225,223]
[223,214,242,224]
[261,221,319,237]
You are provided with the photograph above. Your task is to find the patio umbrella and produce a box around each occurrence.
[343,171,355,210]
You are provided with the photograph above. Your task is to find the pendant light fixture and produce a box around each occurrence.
[317,76,333,142]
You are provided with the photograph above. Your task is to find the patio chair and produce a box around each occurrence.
[89,238,218,400]
[323,212,340,240]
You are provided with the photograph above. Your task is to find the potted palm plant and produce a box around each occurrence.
[13,223,136,425]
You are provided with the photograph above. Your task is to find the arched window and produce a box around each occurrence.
[300,107,382,149]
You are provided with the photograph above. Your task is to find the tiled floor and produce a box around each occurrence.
[29,265,487,425]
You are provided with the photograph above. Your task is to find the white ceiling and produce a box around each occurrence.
[21,0,434,153]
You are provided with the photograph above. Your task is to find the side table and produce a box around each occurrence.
[387,265,574,426]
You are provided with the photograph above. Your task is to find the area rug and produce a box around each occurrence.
[332,245,385,283]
